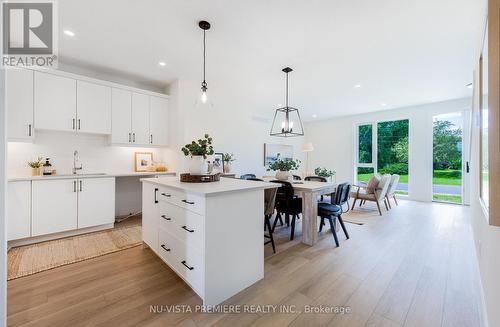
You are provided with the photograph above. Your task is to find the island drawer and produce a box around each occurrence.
[158,228,204,296]
[157,187,205,215]
[159,201,204,250]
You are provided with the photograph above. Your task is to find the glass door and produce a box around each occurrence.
[432,113,463,203]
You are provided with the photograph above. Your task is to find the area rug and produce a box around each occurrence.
[7,224,142,280]
[342,206,384,225]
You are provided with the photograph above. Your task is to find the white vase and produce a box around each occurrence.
[188,156,207,175]
[223,163,231,174]
[276,170,291,181]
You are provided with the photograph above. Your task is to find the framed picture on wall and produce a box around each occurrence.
[213,153,224,174]
[264,143,293,166]
[135,152,154,172]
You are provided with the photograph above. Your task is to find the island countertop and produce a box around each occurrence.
[141,176,278,196]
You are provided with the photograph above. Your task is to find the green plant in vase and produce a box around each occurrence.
[27,156,44,176]
[223,153,236,174]
[181,134,215,174]
[267,153,301,181]
[314,167,336,182]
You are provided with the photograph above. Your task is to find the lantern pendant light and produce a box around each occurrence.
[199,21,211,104]
[270,67,305,137]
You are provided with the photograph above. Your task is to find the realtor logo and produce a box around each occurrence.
[2,1,58,67]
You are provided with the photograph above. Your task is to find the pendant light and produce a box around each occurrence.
[270,67,304,137]
[199,20,211,103]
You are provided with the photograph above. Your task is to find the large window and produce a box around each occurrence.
[356,120,409,195]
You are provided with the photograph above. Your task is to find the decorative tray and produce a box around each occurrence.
[180,173,221,183]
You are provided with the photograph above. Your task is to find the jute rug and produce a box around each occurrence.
[7,224,142,280]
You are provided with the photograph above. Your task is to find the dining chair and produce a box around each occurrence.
[293,175,302,180]
[270,180,302,240]
[350,174,391,215]
[240,174,257,180]
[318,182,350,247]
[385,174,400,208]
[304,175,328,201]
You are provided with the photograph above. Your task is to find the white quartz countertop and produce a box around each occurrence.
[8,171,176,182]
[141,176,279,196]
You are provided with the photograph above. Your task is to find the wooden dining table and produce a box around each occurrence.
[263,177,338,246]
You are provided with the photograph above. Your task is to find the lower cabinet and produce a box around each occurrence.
[7,181,31,241]
[31,177,115,237]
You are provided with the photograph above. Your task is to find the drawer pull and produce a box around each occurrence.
[181,225,195,233]
[182,199,195,205]
[160,244,171,252]
[161,193,172,197]
[181,260,194,270]
[161,215,171,221]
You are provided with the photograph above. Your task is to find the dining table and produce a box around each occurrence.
[263,177,338,246]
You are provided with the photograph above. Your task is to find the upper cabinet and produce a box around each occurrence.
[6,69,34,141]
[111,88,132,144]
[76,81,112,134]
[34,71,77,132]
[150,96,169,146]
[131,92,150,145]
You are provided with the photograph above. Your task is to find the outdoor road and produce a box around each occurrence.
[397,183,461,195]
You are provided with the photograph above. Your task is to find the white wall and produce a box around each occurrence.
[166,79,305,177]
[304,98,472,202]
[0,54,7,326]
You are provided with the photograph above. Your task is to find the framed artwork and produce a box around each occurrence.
[135,152,154,172]
[264,143,293,166]
[213,153,224,174]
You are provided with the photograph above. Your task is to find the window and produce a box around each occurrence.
[356,120,409,195]
[480,25,489,208]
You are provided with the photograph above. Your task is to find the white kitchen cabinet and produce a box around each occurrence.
[77,177,115,229]
[7,181,31,241]
[77,81,112,134]
[131,92,150,145]
[34,71,77,132]
[111,88,132,144]
[6,69,34,141]
[142,183,159,253]
[32,179,78,236]
[149,96,169,146]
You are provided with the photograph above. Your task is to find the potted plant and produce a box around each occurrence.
[267,154,301,181]
[314,167,336,183]
[181,134,214,174]
[27,157,43,176]
[223,153,236,174]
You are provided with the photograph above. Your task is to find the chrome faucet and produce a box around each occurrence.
[73,150,83,174]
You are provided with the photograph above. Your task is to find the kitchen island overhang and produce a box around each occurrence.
[141,176,278,306]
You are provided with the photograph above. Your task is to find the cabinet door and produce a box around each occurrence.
[77,81,111,134]
[6,69,34,141]
[131,92,150,145]
[77,177,115,229]
[32,179,78,236]
[111,88,132,144]
[7,181,31,240]
[34,72,77,132]
[142,182,159,252]
[149,96,169,146]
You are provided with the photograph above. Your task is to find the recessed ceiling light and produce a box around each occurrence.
[63,30,75,37]
[466,83,473,89]
[158,61,166,67]
[354,84,361,88]
[312,114,317,118]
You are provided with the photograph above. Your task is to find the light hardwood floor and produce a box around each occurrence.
[7,200,483,327]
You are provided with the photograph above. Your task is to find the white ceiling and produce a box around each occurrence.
[58,0,485,120]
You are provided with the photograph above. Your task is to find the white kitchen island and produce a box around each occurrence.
[141,176,278,306]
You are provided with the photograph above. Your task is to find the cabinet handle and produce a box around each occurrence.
[182,199,195,205]
[150,134,153,144]
[128,133,131,143]
[133,133,136,142]
[79,180,82,192]
[73,180,77,192]
[181,225,194,233]
[72,119,75,130]
[161,215,171,221]
[160,244,171,252]
[28,124,32,137]
[154,188,158,203]
[78,119,81,130]
[181,260,194,270]
[161,193,171,198]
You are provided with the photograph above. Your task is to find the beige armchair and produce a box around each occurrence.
[351,174,392,215]
[385,174,400,208]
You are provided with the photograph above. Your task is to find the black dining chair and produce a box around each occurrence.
[293,175,302,180]
[270,180,302,240]
[240,174,257,180]
[304,175,328,201]
[318,183,350,247]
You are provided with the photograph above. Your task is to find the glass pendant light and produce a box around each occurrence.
[199,21,210,104]
[270,67,304,137]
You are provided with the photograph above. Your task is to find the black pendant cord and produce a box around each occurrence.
[202,29,206,87]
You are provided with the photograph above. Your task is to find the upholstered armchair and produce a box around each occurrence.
[385,174,400,208]
[350,174,392,215]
